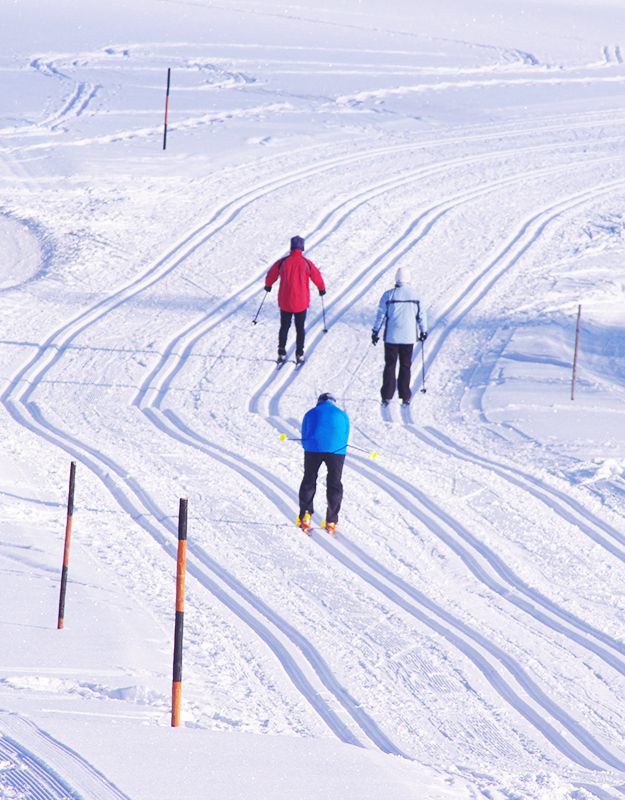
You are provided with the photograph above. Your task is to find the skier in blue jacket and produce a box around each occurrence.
[297,393,350,535]
[371,267,428,406]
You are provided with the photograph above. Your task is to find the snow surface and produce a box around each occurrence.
[2,0,625,797]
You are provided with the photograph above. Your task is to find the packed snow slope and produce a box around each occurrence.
[2,1,625,798]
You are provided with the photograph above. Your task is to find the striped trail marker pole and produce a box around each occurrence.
[162,67,171,150]
[571,304,582,401]
[171,497,188,727]
[57,461,76,630]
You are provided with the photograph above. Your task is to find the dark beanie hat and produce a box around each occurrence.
[317,392,336,404]
[290,235,305,251]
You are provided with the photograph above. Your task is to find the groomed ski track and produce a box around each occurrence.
[3,95,625,794]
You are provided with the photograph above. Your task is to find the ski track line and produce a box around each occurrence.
[242,179,625,767]
[5,120,625,763]
[141,145,617,410]
[5,135,602,756]
[6,66,625,154]
[46,82,100,131]
[153,405,616,772]
[1,394,401,755]
[389,174,625,565]
[411,175,625,386]
[249,155,622,419]
[272,415,625,772]
[137,148,623,672]
[144,407,405,757]
[8,133,455,402]
[348,426,625,668]
[129,148,624,758]
[338,72,625,105]
[21,56,99,135]
[421,425,625,570]
[142,381,625,769]
[14,119,583,398]
[0,712,131,800]
[575,784,625,800]
[252,172,624,421]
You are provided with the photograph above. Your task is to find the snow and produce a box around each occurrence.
[2,0,625,798]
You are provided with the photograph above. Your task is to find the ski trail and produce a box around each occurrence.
[132,142,625,653]
[22,55,99,134]
[0,712,130,800]
[131,152,625,765]
[353,438,625,665]
[422,425,625,561]
[145,146,610,411]
[146,408,406,756]
[251,158,621,417]
[3,396,385,752]
[7,134,447,405]
[271,414,625,771]
[321,535,610,771]
[245,177,625,767]
[5,115,625,764]
[575,785,625,800]
[151,405,621,771]
[6,134,579,755]
[411,177,625,390]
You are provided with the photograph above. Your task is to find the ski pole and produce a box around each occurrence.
[279,434,377,459]
[321,295,328,333]
[252,291,268,325]
[420,339,427,394]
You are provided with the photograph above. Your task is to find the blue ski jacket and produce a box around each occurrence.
[301,401,350,455]
[372,282,427,344]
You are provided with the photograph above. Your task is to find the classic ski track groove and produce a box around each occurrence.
[418,425,625,569]
[11,399,391,753]
[254,178,625,768]
[146,173,625,767]
[141,144,618,410]
[0,712,131,800]
[3,120,625,766]
[2,134,571,754]
[146,400,623,772]
[0,137,470,752]
[249,160,622,417]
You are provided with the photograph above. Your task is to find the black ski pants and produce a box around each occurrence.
[382,342,414,402]
[299,451,345,524]
[278,309,307,357]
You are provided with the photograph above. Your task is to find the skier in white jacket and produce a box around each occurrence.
[371,267,428,406]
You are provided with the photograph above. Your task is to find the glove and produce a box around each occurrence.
[419,331,428,342]
[319,289,326,296]
[264,285,272,292]
[371,331,379,346]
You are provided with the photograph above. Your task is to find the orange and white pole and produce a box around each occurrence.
[171,497,187,726]
[57,461,76,629]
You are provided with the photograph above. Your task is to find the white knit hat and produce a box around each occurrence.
[395,267,412,284]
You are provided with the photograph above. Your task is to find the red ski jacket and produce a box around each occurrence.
[265,250,325,313]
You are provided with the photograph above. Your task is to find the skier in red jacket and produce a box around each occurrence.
[264,236,326,365]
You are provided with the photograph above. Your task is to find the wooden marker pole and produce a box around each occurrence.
[163,67,171,150]
[57,461,76,629]
[171,497,188,727]
[571,304,582,401]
